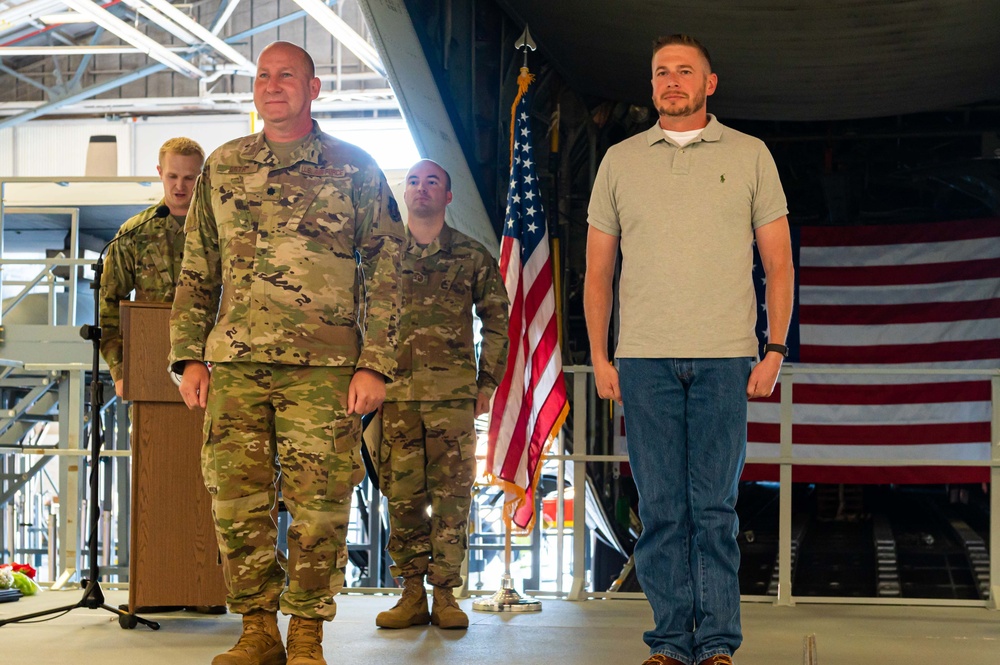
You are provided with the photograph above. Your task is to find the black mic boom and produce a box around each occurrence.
[98,204,170,259]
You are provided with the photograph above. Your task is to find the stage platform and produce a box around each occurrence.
[1,588,998,664]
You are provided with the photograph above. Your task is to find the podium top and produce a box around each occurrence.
[121,301,181,403]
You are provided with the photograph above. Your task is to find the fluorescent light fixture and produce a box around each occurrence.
[0,45,186,55]
[292,0,386,78]
[0,0,66,29]
[59,0,204,79]
[39,11,90,24]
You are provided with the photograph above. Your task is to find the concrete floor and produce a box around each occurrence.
[1,588,999,664]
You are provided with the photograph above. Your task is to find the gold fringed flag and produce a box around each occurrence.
[486,66,570,530]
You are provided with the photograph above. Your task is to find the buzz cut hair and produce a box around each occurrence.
[159,137,205,165]
[411,159,452,192]
[304,49,315,79]
[652,34,713,72]
[260,40,316,79]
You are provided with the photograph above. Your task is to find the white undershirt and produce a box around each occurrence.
[662,128,703,147]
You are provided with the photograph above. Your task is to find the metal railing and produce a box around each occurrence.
[544,365,1000,608]
[2,348,996,606]
[0,177,156,584]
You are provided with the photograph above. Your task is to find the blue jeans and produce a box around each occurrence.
[619,357,752,664]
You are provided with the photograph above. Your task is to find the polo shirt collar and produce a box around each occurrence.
[645,114,723,147]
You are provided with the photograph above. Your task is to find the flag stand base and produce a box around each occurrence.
[472,573,542,613]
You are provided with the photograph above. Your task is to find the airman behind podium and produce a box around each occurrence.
[99,137,204,398]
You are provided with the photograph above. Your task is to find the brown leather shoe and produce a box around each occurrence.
[698,655,734,665]
[642,655,685,665]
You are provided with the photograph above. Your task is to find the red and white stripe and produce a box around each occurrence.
[488,224,569,528]
[745,218,1000,484]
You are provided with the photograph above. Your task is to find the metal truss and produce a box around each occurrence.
[0,0,393,128]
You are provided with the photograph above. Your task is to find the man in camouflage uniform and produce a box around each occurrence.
[99,137,204,398]
[168,41,404,665]
[376,159,509,631]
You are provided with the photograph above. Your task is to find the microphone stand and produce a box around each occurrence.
[0,243,159,630]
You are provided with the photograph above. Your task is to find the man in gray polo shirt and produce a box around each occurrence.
[584,34,794,665]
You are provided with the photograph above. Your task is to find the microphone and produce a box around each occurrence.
[97,204,171,259]
[82,204,173,341]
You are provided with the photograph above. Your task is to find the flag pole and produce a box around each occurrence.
[473,25,544,614]
[473,21,570,614]
[472,515,542,612]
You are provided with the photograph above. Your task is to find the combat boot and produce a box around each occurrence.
[212,610,286,665]
[430,586,469,629]
[286,616,327,665]
[375,576,431,628]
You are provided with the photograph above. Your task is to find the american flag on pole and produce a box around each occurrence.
[744,218,1000,484]
[487,67,570,530]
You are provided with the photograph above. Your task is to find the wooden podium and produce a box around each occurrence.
[121,301,227,610]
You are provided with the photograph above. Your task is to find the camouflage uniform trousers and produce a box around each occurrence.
[202,362,364,619]
[379,399,476,588]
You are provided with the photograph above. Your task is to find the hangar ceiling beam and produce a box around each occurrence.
[0,59,50,93]
[293,0,385,78]
[358,0,498,254]
[0,10,307,130]
[209,0,241,36]
[66,26,101,90]
[139,0,256,73]
[59,0,204,78]
[120,0,200,45]
[0,59,164,129]
[0,44,187,54]
[0,88,398,116]
[0,0,66,30]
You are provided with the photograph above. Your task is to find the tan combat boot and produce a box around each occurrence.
[430,586,469,629]
[375,576,431,628]
[286,616,327,665]
[212,610,286,665]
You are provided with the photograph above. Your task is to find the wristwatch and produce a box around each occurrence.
[764,343,789,359]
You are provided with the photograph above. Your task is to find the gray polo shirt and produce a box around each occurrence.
[588,115,788,358]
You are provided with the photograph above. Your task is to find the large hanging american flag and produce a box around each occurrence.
[486,67,570,530]
[744,218,1000,484]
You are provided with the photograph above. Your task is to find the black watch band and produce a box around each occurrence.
[764,343,789,358]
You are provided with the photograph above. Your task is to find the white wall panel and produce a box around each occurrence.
[13,120,133,177]
[132,116,251,174]
[5,114,419,178]
[0,128,13,177]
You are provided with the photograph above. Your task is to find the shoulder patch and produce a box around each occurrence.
[388,195,402,223]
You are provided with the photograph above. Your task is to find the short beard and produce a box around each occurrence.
[656,93,706,118]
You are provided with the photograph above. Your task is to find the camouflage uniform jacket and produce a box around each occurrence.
[385,223,509,402]
[168,122,405,376]
[100,200,184,382]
